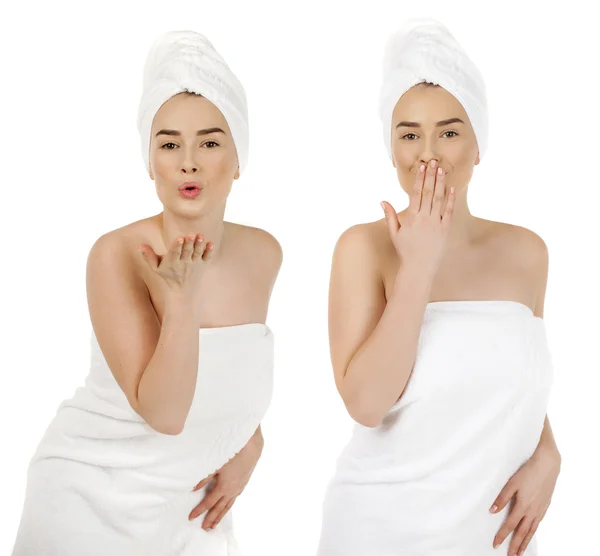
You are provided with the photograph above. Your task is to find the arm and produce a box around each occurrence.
[86,233,200,435]
[329,224,432,428]
[530,231,561,462]
[534,415,560,462]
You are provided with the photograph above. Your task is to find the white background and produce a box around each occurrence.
[1,1,598,554]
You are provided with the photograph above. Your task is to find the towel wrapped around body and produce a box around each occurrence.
[12,323,274,556]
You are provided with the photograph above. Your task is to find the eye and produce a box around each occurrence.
[160,142,178,150]
[203,140,219,148]
[401,133,418,140]
[443,130,458,138]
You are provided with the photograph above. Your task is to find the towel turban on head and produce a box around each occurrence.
[378,17,488,161]
[137,30,249,175]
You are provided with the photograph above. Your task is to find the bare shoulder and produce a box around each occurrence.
[485,220,549,315]
[335,218,389,259]
[490,221,549,268]
[228,222,283,266]
[87,216,161,270]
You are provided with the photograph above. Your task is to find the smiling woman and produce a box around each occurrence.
[11,30,282,556]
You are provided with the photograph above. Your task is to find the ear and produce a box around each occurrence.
[233,166,240,180]
[148,164,154,181]
[474,150,480,166]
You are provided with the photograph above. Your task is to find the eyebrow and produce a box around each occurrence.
[155,127,226,137]
[396,118,465,129]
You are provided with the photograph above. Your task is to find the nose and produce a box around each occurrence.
[181,145,199,174]
[419,137,440,167]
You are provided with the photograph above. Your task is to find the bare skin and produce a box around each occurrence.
[328,83,560,556]
[86,92,281,530]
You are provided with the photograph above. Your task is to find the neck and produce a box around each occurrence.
[444,186,479,249]
[156,206,227,260]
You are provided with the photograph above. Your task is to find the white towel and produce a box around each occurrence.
[12,323,274,556]
[379,18,488,162]
[137,30,249,176]
[317,301,553,555]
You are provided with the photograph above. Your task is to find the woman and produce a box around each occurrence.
[317,19,560,556]
[12,30,282,556]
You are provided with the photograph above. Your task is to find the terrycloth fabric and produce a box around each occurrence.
[317,301,554,555]
[379,17,488,161]
[137,30,249,175]
[12,323,274,556]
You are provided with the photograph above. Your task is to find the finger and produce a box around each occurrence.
[508,515,534,556]
[137,244,159,271]
[191,234,206,262]
[192,472,215,492]
[189,488,222,520]
[181,234,196,261]
[201,496,228,530]
[172,236,184,257]
[490,481,518,514]
[202,242,216,262]
[211,498,235,529]
[441,186,455,229]
[430,166,446,217]
[421,159,438,214]
[380,201,400,237]
[494,503,526,549]
[408,163,426,214]
[517,517,540,556]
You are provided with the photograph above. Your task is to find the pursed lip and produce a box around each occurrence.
[178,181,204,191]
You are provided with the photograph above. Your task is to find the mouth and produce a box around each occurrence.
[178,181,203,192]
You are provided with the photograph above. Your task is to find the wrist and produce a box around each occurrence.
[392,266,434,299]
[533,442,561,466]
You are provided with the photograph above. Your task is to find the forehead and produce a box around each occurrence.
[392,84,469,123]
[151,93,228,132]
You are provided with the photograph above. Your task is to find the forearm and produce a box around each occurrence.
[136,295,201,435]
[534,415,561,461]
[342,267,432,427]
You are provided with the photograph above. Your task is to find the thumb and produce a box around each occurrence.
[381,201,400,237]
[137,244,159,271]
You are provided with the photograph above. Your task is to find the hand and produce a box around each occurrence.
[137,233,215,296]
[381,159,455,280]
[490,447,561,555]
[188,428,264,530]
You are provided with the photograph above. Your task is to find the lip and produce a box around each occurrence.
[178,181,204,191]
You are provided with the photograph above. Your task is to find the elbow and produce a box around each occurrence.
[131,399,186,436]
[349,408,384,428]
[152,421,185,436]
[344,397,385,428]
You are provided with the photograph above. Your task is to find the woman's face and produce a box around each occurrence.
[390,83,480,196]
[149,92,239,215]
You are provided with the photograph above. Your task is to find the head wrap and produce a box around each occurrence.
[137,30,249,175]
[378,18,488,161]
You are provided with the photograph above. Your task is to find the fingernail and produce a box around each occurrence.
[493,542,499,549]
[437,167,443,175]
[490,505,498,513]
[380,202,385,211]
[429,160,436,168]
[420,164,425,172]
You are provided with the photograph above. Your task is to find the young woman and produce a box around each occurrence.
[317,19,560,556]
[12,31,282,556]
